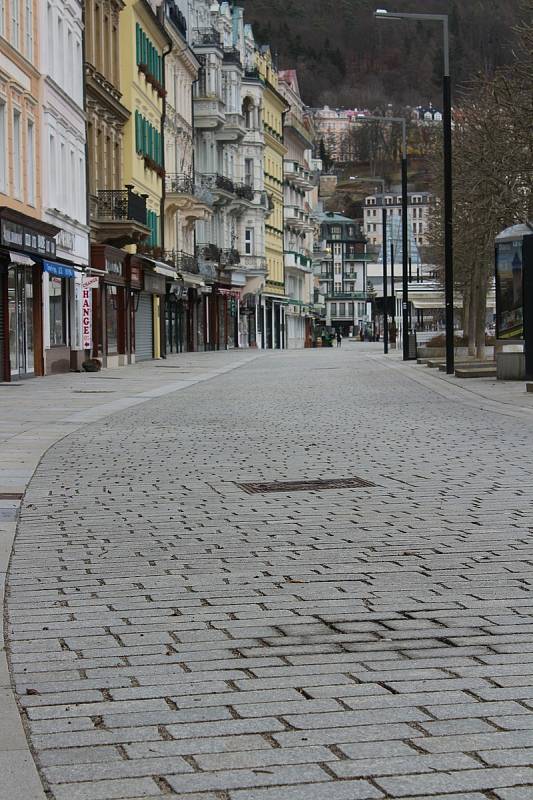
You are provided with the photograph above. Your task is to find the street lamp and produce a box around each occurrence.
[352,115,410,360]
[349,176,388,353]
[374,9,454,375]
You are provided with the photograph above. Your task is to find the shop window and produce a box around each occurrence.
[49,276,68,346]
[106,286,118,354]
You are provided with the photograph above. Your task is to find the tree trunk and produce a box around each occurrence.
[475,269,489,360]
[467,272,477,357]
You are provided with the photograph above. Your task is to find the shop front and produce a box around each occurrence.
[89,245,129,369]
[165,282,189,355]
[0,209,59,381]
[136,269,166,361]
[215,287,240,350]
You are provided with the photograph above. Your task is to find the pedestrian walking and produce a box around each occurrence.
[336,331,342,348]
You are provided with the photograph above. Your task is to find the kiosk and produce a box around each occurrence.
[495,224,533,380]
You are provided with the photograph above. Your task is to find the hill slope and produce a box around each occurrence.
[241,0,522,108]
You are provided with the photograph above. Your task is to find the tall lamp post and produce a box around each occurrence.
[374,9,454,374]
[353,115,410,360]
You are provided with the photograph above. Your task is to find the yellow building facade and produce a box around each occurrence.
[257,48,287,300]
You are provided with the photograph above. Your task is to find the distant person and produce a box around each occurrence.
[336,331,342,348]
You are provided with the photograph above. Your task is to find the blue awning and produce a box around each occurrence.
[43,260,76,278]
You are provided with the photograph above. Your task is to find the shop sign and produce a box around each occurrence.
[129,264,142,288]
[82,276,99,350]
[57,230,74,252]
[1,219,56,257]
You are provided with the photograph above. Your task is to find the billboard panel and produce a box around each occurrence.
[496,240,523,339]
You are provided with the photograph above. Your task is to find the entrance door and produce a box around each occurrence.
[8,267,35,378]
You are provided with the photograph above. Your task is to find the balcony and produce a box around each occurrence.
[166,1,187,39]
[164,250,198,275]
[285,251,313,270]
[193,95,226,129]
[193,28,222,49]
[244,67,261,81]
[215,111,247,143]
[284,159,314,190]
[196,243,221,263]
[285,206,310,229]
[223,48,242,69]
[164,173,213,221]
[90,186,149,248]
[284,111,314,148]
[219,248,240,267]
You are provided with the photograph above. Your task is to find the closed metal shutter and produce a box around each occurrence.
[0,272,5,381]
[135,292,153,361]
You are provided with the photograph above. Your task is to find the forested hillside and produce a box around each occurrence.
[241,0,523,108]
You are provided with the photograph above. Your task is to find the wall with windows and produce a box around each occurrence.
[0,0,41,216]
[39,0,88,366]
[120,0,166,249]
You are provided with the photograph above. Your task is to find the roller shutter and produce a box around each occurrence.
[135,292,153,361]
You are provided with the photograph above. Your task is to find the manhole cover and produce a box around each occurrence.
[0,492,23,500]
[236,477,376,494]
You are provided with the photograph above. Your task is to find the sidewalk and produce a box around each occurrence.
[0,350,260,800]
[4,344,533,800]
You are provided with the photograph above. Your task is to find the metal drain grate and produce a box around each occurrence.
[237,477,376,494]
[73,390,115,394]
[0,492,23,500]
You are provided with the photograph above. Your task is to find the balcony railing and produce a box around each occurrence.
[193,28,222,48]
[196,243,221,262]
[244,67,261,80]
[166,2,187,38]
[235,183,254,201]
[164,250,198,274]
[91,186,147,225]
[223,48,242,67]
[220,248,240,267]
[165,173,195,195]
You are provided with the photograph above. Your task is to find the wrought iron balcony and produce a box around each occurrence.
[166,1,187,38]
[220,248,240,267]
[197,173,235,194]
[164,250,198,274]
[165,173,195,196]
[92,186,147,224]
[193,28,222,48]
[223,48,242,68]
[196,243,221,262]
[90,186,149,247]
[235,183,254,201]
[244,67,261,81]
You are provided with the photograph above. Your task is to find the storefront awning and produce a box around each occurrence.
[9,251,35,267]
[140,255,177,279]
[43,260,76,278]
[180,271,205,287]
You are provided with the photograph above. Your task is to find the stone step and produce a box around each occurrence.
[526,383,533,393]
[455,364,497,379]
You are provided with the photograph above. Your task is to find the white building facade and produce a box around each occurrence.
[40,0,89,372]
[364,191,433,250]
[279,70,316,349]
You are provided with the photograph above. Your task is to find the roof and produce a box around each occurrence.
[496,223,533,242]
[316,211,357,224]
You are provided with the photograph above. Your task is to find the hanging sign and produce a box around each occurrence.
[82,276,99,350]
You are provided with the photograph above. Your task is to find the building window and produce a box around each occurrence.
[0,100,6,193]
[372,209,376,217]
[330,225,341,240]
[339,302,346,316]
[348,302,354,315]
[12,109,21,198]
[334,282,342,293]
[330,303,337,316]
[245,158,253,187]
[49,277,68,346]
[245,228,254,255]
[27,118,34,205]
[11,0,19,48]
[0,0,4,36]
[25,0,32,59]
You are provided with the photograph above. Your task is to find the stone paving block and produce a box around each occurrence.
[50,776,162,800]
[165,764,332,794]
[229,780,384,800]
[376,767,533,797]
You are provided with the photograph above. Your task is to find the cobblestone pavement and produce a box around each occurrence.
[6,345,533,800]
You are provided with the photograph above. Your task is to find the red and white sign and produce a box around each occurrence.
[82,276,99,350]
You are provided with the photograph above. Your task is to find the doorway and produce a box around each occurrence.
[8,266,35,378]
